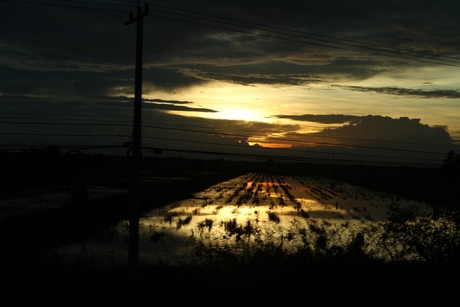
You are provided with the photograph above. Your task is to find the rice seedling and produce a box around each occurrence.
[267,211,280,224]
[149,231,166,244]
[299,209,310,219]
[176,215,193,230]
[163,212,176,225]
[197,218,215,237]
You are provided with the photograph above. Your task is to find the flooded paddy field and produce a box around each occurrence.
[53,172,433,267]
[0,185,128,219]
[1,159,459,305]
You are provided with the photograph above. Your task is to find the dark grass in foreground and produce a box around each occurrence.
[2,250,460,306]
[2,206,460,305]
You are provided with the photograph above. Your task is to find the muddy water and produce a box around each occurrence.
[52,173,431,267]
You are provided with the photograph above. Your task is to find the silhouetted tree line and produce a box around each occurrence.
[440,150,460,180]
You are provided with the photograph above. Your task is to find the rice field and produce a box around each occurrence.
[52,173,433,267]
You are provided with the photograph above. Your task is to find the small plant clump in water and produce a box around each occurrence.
[150,231,166,244]
[164,213,176,225]
[176,215,193,230]
[198,218,214,234]
[268,211,281,224]
[300,209,310,219]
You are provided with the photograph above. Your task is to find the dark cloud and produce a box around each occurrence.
[286,115,456,165]
[0,0,458,96]
[143,102,217,113]
[0,2,135,70]
[145,1,460,72]
[274,114,362,124]
[0,65,208,97]
[182,70,317,86]
[309,115,453,145]
[1,92,458,165]
[337,85,460,99]
[86,95,218,113]
[0,94,217,120]
[142,67,209,93]
[144,98,194,105]
[1,1,460,165]
[0,67,131,97]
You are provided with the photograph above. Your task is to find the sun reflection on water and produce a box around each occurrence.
[53,173,432,267]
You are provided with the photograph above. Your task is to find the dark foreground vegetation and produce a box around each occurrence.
[1,148,459,305]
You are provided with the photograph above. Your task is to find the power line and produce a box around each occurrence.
[59,0,135,9]
[0,130,444,163]
[1,115,456,148]
[0,120,447,160]
[141,136,441,163]
[0,120,131,127]
[0,132,129,137]
[0,119,453,155]
[103,0,460,31]
[0,2,452,167]
[0,0,128,12]
[3,0,458,67]
[0,115,133,124]
[146,13,460,68]
[140,146,441,167]
[140,124,449,155]
[0,129,449,164]
[1,142,439,166]
[299,0,460,30]
[146,2,460,66]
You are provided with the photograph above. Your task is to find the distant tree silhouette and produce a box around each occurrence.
[264,158,273,169]
[383,205,460,263]
[46,144,62,156]
[440,151,460,180]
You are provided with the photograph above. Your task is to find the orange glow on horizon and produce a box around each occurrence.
[248,142,292,149]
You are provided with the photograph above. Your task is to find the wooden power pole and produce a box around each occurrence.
[125,1,148,282]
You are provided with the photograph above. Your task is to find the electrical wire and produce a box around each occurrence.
[59,0,135,9]
[0,138,445,166]
[0,0,128,12]
[0,116,455,148]
[0,132,130,137]
[140,146,440,166]
[299,0,460,30]
[0,1,457,166]
[146,2,460,66]
[146,13,460,68]
[2,0,459,67]
[0,119,451,155]
[141,135,441,163]
[104,0,460,31]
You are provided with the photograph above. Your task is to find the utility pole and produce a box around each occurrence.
[125,1,148,282]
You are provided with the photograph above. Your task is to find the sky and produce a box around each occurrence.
[1,0,460,166]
